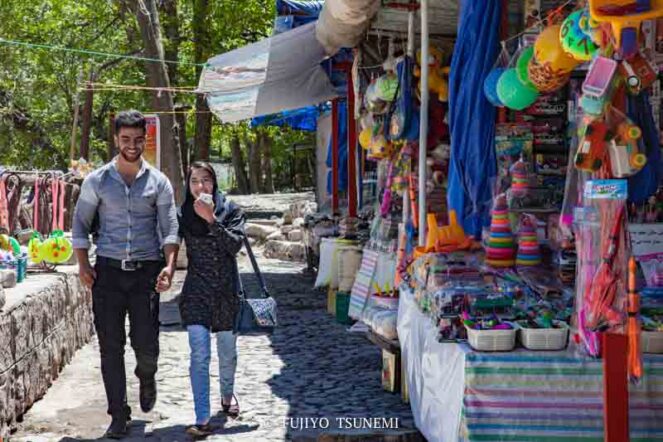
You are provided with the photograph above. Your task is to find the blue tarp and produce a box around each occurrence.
[326,101,348,193]
[626,92,662,203]
[447,0,501,238]
[250,106,321,131]
[275,0,324,31]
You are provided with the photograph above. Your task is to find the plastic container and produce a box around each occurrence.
[335,292,352,325]
[642,331,663,354]
[466,323,518,352]
[518,321,569,350]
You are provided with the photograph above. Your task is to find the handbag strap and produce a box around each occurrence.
[242,235,270,298]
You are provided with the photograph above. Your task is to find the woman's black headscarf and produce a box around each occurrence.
[180,161,227,237]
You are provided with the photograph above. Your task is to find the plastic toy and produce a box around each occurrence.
[575,119,611,171]
[483,68,505,106]
[535,24,581,73]
[28,233,44,264]
[516,216,541,267]
[580,56,618,116]
[485,194,516,268]
[561,10,601,61]
[497,68,539,111]
[608,120,646,177]
[436,210,468,249]
[414,46,450,102]
[619,52,658,95]
[528,55,572,93]
[516,47,536,89]
[589,0,663,57]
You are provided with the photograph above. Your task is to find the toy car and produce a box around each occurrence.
[575,120,611,172]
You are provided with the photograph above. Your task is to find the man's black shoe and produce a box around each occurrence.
[104,416,128,439]
[139,378,157,412]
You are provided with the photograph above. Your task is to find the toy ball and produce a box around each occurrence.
[528,56,571,93]
[28,235,44,264]
[497,68,539,111]
[375,73,399,102]
[516,47,537,89]
[560,10,599,62]
[535,25,580,74]
[483,68,504,107]
[41,231,73,264]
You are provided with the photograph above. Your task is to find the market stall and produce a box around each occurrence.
[329,0,663,441]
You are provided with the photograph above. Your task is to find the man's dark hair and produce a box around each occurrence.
[114,110,146,134]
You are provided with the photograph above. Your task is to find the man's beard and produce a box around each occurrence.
[120,149,142,163]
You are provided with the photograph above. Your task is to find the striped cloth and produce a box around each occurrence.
[349,249,379,319]
[462,351,663,442]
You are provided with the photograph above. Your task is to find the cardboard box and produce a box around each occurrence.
[381,349,401,393]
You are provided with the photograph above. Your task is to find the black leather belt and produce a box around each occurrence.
[96,256,163,272]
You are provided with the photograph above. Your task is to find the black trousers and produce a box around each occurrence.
[92,260,162,417]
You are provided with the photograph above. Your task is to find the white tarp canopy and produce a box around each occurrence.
[198,23,338,123]
[198,0,382,123]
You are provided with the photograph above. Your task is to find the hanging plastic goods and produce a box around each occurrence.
[484,43,511,107]
[414,46,450,103]
[574,180,629,357]
[588,0,663,58]
[627,256,643,383]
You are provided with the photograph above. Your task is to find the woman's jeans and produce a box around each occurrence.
[187,325,237,424]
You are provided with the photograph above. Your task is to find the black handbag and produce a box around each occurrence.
[233,236,277,335]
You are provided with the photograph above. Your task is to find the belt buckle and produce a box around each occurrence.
[121,260,137,271]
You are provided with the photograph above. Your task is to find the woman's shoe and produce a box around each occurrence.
[221,394,240,418]
[185,423,214,438]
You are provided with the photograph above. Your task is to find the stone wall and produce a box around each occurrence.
[0,268,93,437]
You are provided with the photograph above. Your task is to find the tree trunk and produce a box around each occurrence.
[193,0,212,161]
[247,134,262,194]
[194,96,212,160]
[158,0,180,86]
[230,134,249,194]
[261,132,275,193]
[79,70,96,160]
[132,0,184,203]
[174,105,189,177]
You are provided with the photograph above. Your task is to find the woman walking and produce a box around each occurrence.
[178,161,245,437]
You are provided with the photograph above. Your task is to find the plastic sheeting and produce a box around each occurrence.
[627,91,662,203]
[316,0,381,55]
[447,0,502,237]
[250,106,321,131]
[326,101,348,193]
[199,23,337,123]
[276,0,324,31]
[398,286,466,442]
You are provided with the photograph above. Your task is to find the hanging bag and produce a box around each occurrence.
[234,235,277,335]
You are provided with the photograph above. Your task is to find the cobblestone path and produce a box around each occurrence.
[12,253,417,441]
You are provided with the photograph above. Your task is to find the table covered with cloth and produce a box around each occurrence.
[397,286,663,442]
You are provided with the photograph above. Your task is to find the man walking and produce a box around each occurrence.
[73,110,179,438]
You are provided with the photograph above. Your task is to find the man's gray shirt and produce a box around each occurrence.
[72,159,179,261]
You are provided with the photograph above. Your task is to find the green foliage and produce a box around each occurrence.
[0,0,288,174]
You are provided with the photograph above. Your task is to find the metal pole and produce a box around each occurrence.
[407,8,415,58]
[347,68,358,218]
[418,0,429,247]
[331,99,339,214]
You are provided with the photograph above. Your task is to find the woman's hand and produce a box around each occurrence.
[194,198,215,224]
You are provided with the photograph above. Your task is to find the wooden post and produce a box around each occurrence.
[331,99,339,215]
[602,332,629,442]
[347,68,358,218]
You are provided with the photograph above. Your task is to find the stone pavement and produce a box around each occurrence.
[11,251,418,441]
